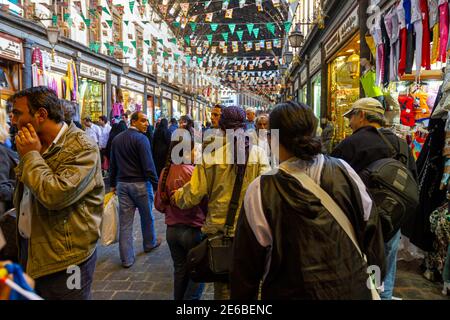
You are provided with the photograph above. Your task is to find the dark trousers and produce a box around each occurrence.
[166,225,205,300]
[34,250,97,300]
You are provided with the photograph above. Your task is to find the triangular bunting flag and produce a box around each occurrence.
[174,53,180,60]
[184,36,191,46]
[144,40,150,46]
[246,23,254,35]
[239,0,246,8]
[272,0,280,7]
[186,55,192,64]
[124,20,129,26]
[225,9,233,18]
[210,24,218,32]
[106,20,113,28]
[228,24,236,34]
[190,22,197,32]
[205,0,212,9]
[266,23,276,36]
[170,38,177,44]
[236,30,244,41]
[206,34,213,45]
[205,12,213,22]
[173,21,180,28]
[131,41,137,48]
[163,51,169,58]
[197,57,203,66]
[102,6,111,16]
[189,15,198,22]
[180,3,189,16]
[221,32,229,42]
[63,13,70,21]
[222,0,229,10]
[129,1,135,13]
[157,38,164,45]
[284,21,292,33]
[253,28,259,38]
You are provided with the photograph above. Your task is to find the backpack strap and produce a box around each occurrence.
[376,129,398,158]
[377,129,409,165]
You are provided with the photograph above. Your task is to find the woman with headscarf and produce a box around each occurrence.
[105,120,128,163]
[171,106,271,299]
[230,101,385,300]
[152,118,172,177]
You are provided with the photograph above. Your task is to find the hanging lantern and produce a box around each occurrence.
[288,23,305,48]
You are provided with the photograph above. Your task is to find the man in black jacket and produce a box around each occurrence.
[110,111,161,268]
[331,98,417,300]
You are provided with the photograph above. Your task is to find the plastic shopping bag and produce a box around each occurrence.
[101,192,119,246]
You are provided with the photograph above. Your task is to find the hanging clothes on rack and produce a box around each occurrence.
[438,0,449,62]
[429,0,440,64]
[398,0,409,76]
[420,0,431,70]
[412,0,424,78]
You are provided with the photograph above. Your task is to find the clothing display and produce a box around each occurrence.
[361,69,384,98]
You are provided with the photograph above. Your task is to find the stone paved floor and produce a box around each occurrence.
[92,208,450,300]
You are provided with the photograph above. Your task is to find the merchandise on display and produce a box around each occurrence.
[79,78,105,121]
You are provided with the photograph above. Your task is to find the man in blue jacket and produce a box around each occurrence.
[110,111,161,268]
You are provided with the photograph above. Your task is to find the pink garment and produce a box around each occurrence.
[112,102,124,117]
[154,165,206,228]
[377,44,385,87]
[438,2,449,62]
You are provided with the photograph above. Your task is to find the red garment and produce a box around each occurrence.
[398,95,416,127]
[399,28,408,76]
[154,164,206,228]
[438,3,449,62]
[420,0,431,69]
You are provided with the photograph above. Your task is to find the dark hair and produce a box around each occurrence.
[130,111,142,124]
[159,118,169,130]
[213,104,224,110]
[170,118,178,125]
[179,115,194,131]
[99,115,108,123]
[358,110,385,127]
[219,106,246,131]
[8,86,64,123]
[60,100,76,123]
[270,101,322,162]
[84,117,92,123]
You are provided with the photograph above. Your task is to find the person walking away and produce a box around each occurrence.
[110,111,161,268]
[105,120,127,164]
[155,134,206,300]
[172,106,271,299]
[9,86,104,299]
[98,115,112,174]
[331,98,417,300]
[169,118,179,136]
[230,101,385,300]
[152,118,172,177]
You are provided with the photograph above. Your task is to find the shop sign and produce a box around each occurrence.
[173,94,180,102]
[48,53,71,72]
[294,77,299,91]
[300,68,307,85]
[120,77,145,92]
[155,87,161,96]
[0,32,23,63]
[325,6,359,58]
[162,90,172,99]
[111,74,118,86]
[309,50,322,74]
[80,63,107,82]
[146,85,155,95]
[180,97,187,104]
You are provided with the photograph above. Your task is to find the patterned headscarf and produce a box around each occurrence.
[219,106,246,130]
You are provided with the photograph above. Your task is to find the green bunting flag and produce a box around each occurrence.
[63,13,70,21]
[124,20,129,26]
[173,21,181,28]
[118,41,124,49]
[149,50,156,57]
[186,55,192,64]
[170,38,177,44]
[174,53,180,60]
[253,28,259,38]
[236,30,244,41]
[163,51,169,58]
[131,40,137,48]
[184,36,191,46]
[142,0,148,5]
[284,21,292,33]
[106,20,113,28]
[246,23,254,35]
[67,17,73,27]
[88,9,97,16]
[197,57,203,65]
[144,40,150,46]
[221,32,229,42]
[266,23,275,36]
[210,23,218,32]
[123,46,129,54]
[102,6,111,16]
[206,34,213,45]
[157,38,164,45]
[228,24,236,35]
[84,19,91,27]
[129,1,135,13]
[190,22,197,32]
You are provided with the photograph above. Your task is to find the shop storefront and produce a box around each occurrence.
[146,85,155,124]
[161,90,172,120]
[0,32,22,109]
[172,94,181,119]
[325,6,359,144]
[120,77,145,115]
[154,87,162,122]
[310,49,322,119]
[180,96,187,117]
[79,62,106,121]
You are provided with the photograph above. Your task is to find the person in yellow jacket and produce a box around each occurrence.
[171,106,271,300]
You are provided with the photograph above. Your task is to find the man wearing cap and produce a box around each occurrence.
[331,97,417,300]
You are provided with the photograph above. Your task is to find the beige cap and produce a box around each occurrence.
[343,98,385,118]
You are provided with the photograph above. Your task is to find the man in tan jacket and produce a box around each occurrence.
[9,86,104,300]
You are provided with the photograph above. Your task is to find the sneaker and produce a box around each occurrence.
[122,260,135,268]
[144,238,162,253]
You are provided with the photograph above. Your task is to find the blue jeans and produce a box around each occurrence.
[166,225,205,300]
[117,181,157,266]
[380,230,401,300]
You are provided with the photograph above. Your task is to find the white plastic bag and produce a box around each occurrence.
[101,192,119,246]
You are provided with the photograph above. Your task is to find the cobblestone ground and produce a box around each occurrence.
[92,208,450,300]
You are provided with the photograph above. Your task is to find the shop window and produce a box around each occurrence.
[135,24,144,71]
[79,78,105,121]
[113,12,123,59]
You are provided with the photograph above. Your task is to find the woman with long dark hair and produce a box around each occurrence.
[171,106,271,299]
[230,101,385,300]
[152,118,172,177]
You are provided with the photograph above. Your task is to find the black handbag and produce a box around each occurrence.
[187,142,249,283]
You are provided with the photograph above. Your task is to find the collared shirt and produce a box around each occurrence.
[18,122,68,239]
[85,124,101,145]
[99,123,111,149]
